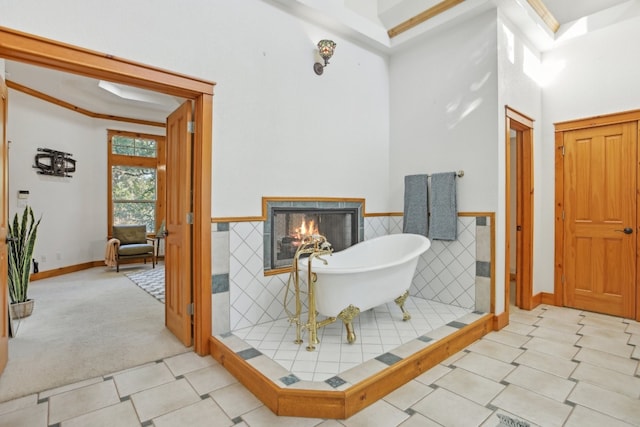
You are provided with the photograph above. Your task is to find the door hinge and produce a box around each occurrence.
[186,212,194,224]
[561,274,565,284]
[188,121,195,134]
[187,303,194,316]
[562,211,565,220]
[560,145,565,156]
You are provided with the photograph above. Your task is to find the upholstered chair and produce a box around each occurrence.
[111,225,155,272]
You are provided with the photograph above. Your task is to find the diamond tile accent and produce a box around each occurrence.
[447,321,467,329]
[375,353,403,366]
[212,273,229,294]
[237,348,262,360]
[325,376,347,388]
[279,374,301,386]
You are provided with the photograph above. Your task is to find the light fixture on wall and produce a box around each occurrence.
[313,39,336,75]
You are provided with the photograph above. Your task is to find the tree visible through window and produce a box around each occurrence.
[112,165,156,231]
[108,130,165,235]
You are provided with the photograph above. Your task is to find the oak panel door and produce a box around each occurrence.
[563,122,637,318]
[165,101,193,346]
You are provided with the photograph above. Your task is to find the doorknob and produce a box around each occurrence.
[614,227,633,234]
[5,234,18,244]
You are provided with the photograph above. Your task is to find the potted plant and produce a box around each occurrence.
[8,205,41,319]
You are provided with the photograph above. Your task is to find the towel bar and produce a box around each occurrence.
[427,170,464,178]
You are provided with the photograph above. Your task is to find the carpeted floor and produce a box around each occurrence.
[126,267,165,303]
[0,266,189,403]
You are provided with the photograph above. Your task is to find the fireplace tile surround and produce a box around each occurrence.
[263,199,365,272]
[210,211,492,335]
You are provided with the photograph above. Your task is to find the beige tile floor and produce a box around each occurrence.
[1,304,639,426]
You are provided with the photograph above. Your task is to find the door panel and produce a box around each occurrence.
[165,101,193,346]
[0,77,8,374]
[563,122,636,318]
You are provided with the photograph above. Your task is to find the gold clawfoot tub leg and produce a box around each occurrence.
[337,305,361,344]
[394,291,411,321]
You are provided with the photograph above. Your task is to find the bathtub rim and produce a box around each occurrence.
[298,233,431,275]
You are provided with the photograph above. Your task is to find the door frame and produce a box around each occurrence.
[505,106,534,313]
[0,74,8,374]
[0,26,214,354]
[555,109,640,322]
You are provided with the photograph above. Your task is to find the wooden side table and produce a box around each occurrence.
[155,235,165,263]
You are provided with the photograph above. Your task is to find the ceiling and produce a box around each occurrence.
[542,0,630,25]
[4,61,183,126]
[3,0,633,123]
[377,0,631,32]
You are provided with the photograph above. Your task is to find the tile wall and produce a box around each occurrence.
[211,214,492,334]
[412,217,477,309]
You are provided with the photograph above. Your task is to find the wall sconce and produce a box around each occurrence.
[313,39,337,75]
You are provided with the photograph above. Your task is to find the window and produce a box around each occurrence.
[112,135,157,157]
[108,130,165,235]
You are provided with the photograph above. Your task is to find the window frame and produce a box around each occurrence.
[107,129,166,237]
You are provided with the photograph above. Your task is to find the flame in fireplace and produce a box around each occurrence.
[297,219,319,238]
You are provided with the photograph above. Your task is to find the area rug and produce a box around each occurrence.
[126,267,165,303]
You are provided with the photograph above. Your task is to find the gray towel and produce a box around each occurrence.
[403,174,429,236]
[429,172,457,241]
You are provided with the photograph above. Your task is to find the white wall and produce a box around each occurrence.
[7,90,161,270]
[388,9,544,315]
[496,13,543,306]
[538,14,640,293]
[205,2,390,215]
[0,0,391,217]
[388,10,499,213]
[388,10,503,313]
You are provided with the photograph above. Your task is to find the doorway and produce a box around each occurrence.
[505,106,534,314]
[0,26,214,376]
[555,110,640,321]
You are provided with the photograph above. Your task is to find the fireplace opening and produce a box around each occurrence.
[270,207,359,270]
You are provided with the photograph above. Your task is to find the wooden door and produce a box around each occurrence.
[165,101,193,346]
[563,122,637,318]
[505,107,534,314]
[0,77,8,374]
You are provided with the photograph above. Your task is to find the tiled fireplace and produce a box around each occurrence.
[264,200,363,271]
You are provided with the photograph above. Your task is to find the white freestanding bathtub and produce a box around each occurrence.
[298,233,431,321]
